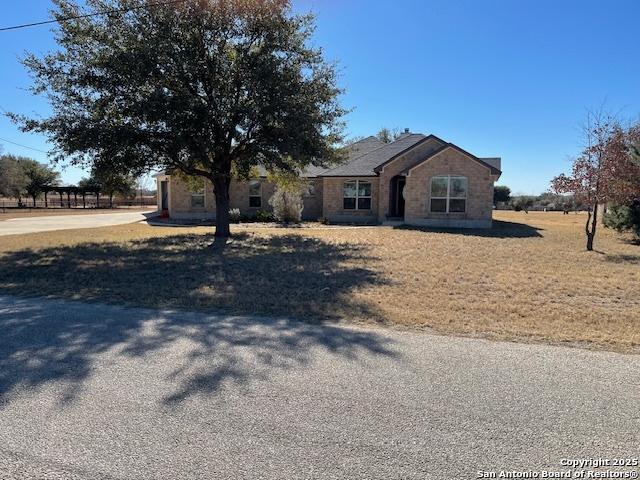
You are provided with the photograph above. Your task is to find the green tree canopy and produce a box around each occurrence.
[0,155,59,205]
[13,0,346,237]
[80,167,137,207]
[493,185,511,203]
[20,159,60,206]
[0,155,28,201]
[376,127,401,144]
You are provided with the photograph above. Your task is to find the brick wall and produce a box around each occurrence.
[321,176,379,223]
[168,176,323,220]
[403,148,495,227]
[377,137,447,221]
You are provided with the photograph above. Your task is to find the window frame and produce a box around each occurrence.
[343,180,372,211]
[304,181,316,198]
[190,183,205,209]
[430,175,467,213]
[248,180,262,208]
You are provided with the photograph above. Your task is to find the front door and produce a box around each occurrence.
[391,176,406,218]
[160,181,169,210]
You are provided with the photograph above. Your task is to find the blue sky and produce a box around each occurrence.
[1,0,639,193]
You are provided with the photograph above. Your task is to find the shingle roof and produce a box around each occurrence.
[342,136,386,158]
[159,134,501,179]
[253,164,330,178]
[319,134,427,177]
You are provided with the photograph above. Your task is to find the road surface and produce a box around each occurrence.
[0,295,637,479]
[0,210,155,236]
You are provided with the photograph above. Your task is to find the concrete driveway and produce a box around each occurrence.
[0,295,638,479]
[0,210,156,236]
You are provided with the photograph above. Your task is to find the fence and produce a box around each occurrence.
[1,196,157,212]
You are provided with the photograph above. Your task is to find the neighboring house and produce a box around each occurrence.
[156,130,502,228]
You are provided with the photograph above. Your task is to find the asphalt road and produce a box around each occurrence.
[0,210,155,236]
[0,295,638,479]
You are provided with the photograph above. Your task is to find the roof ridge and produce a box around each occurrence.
[321,138,391,175]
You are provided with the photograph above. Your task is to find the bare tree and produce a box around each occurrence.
[552,110,640,250]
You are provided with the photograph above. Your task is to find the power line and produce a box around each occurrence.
[0,136,48,153]
[0,0,190,32]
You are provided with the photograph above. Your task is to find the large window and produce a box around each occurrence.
[249,180,262,208]
[190,179,205,209]
[343,180,372,210]
[430,176,467,213]
[304,181,316,198]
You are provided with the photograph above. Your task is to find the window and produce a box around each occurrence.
[190,179,205,209]
[249,180,262,208]
[430,176,467,213]
[304,182,316,198]
[343,180,372,210]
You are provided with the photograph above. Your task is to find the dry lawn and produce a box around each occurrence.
[0,211,638,352]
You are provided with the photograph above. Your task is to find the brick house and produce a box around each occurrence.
[156,130,502,228]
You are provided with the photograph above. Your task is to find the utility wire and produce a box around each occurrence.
[0,105,48,153]
[0,0,190,32]
[0,2,190,152]
[0,136,49,153]
[0,135,49,153]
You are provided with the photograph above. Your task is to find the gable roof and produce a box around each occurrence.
[400,143,502,176]
[343,136,386,158]
[250,136,386,178]
[253,164,330,178]
[319,134,428,177]
[157,134,501,180]
[372,134,448,173]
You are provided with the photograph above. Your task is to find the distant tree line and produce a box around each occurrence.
[0,152,140,208]
[493,186,583,213]
[79,168,138,208]
[0,154,60,206]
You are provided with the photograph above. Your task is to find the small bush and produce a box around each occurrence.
[604,202,640,239]
[255,209,276,222]
[269,186,304,223]
[228,208,241,223]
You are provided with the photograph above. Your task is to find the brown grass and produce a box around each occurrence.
[0,207,152,221]
[0,211,638,352]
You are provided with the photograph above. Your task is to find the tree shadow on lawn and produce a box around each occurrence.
[604,253,640,264]
[394,219,543,238]
[0,233,396,406]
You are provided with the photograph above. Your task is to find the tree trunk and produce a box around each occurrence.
[32,196,37,207]
[585,201,598,251]
[109,193,113,208]
[213,175,231,238]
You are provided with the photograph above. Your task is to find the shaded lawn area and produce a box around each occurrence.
[0,232,386,322]
[0,211,638,352]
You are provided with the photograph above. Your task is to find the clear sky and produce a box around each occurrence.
[1,0,639,194]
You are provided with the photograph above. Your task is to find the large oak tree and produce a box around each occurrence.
[12,0,345,237]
